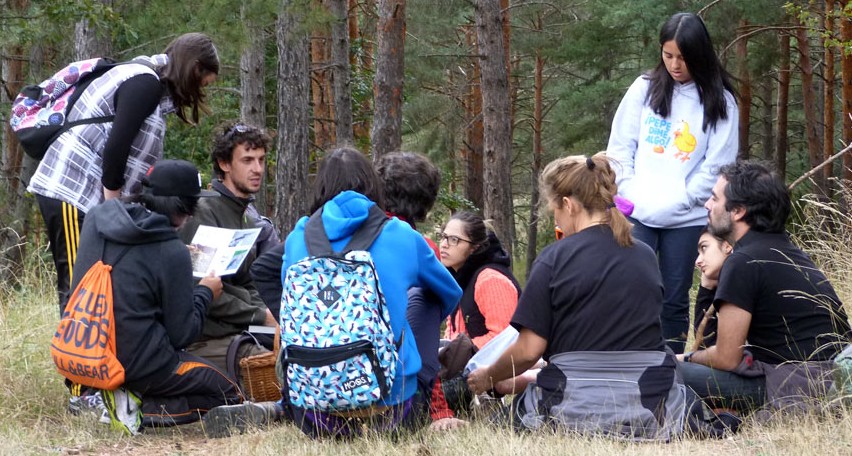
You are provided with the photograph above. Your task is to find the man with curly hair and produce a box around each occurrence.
[179,124,278,374]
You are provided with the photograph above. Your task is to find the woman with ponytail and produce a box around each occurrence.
[466,154,688,440]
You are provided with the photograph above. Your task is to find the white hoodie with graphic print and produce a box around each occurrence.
[606,75,738,229]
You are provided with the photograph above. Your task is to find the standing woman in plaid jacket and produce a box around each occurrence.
[27,32,219,317]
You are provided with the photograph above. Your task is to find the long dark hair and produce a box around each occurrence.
[310,147,384,214]
[645,13,736,132]
[159,33,219,125]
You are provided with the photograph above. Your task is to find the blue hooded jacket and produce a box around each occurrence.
[282,191,462,406]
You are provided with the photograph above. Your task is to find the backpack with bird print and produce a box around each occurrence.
[278,205,401,413]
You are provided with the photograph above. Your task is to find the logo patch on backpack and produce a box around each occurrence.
[50,258,125,390]
[280,250,399,412]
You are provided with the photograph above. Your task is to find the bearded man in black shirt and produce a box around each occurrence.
[679,161,851,413]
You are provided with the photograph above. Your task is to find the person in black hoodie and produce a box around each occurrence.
[71,159,240,433]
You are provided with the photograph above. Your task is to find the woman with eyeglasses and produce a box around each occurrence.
[466,155,689,440]
[440,211,521,350]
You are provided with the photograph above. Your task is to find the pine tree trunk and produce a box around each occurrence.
[736,20,751,160]
[475,0,515,257]
[526,50,544,279]
[240,7,270,214]
[276,1,312,237]
[330,0,354,145]
[311,18,335,150]
[776,31,790,178]
[823,0,836,188]
[841,1,852,184]
[761,81,774,161]
[796,25,826,195]
[0,0,30,286]
[371,0,405,161]
[352,0,374,144]
[74,1,112,60]
[463,24,484,211]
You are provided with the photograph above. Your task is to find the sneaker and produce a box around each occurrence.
[102,387,143,436]
[68,390,106,416]
[202,401,282,438]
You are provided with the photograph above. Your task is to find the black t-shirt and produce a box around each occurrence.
[511,225,666,360]
[715,230,851,364]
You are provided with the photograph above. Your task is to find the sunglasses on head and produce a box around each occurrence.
[223,124,251,140]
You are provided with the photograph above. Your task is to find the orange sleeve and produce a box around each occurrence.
[429,378,455,420]
[470,268,518,349]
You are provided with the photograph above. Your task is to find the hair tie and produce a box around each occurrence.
[586,157,595,170]
[607,203,616,209]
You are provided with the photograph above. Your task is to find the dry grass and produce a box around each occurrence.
[2,191,852,456]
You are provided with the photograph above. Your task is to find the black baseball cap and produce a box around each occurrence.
[142,159,218,197]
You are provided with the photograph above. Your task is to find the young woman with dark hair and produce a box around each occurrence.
[28,32,220,319]
[606,12,739,353]
[440,211,520,349]
[467,155,688,440]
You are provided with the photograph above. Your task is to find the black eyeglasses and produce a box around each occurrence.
[438,232,472,247]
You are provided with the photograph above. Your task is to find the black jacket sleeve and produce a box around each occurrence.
[250,242,285,318]
[101,73,163,191]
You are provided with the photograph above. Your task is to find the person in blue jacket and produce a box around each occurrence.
[203,147,462,438]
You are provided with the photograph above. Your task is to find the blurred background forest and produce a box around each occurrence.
[1,0,851,285]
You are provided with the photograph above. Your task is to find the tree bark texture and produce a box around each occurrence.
[796,25,826,195]
[475,0,515,256]
[74,1,112,61]
[760,81,774,162]
[823,0,836,187]
[311,22,335,149]
[526,50,544,279]
[462,24,484,210]
[776,31,790,178]
[276,0,312,238]
[371,0,405,161]
[736,20,751,160]
[841,1,852,183]
[330,0,354,145]
[0,0,30,287]
[239,7,271,214]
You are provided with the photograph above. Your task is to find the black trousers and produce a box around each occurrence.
[130,352,243,427]
[36,195,85,316]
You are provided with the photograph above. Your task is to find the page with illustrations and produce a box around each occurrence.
[188,225,261,277]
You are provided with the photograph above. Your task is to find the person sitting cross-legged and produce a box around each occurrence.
[678,161,852,414]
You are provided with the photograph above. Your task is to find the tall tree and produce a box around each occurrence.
[0,0,30,285]
[776,30,790,178]
[74,0,112,60]
[329,0,354,144]
[823,0,836,187]
[526,48,544,277]
[475,0,515,255]
[371,0,405,160]
[796,24,826,195]
[736,20,752,160]
[240,5,270,213]
[841,1,852,184]
[276,0,312,237]
[462,24,484,210]
[311,14,335,150]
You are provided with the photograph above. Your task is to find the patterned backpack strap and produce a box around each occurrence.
[304,204,388,257]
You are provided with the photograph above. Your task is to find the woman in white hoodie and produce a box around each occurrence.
[606,12,738,353]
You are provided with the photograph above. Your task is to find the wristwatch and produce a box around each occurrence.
[683,351,694,363]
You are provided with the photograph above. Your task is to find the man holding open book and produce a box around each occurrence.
[179,123,277,375]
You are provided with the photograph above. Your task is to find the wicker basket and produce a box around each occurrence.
[239,329,282,402]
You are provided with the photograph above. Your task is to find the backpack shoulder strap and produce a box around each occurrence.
[304,204,388,257]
